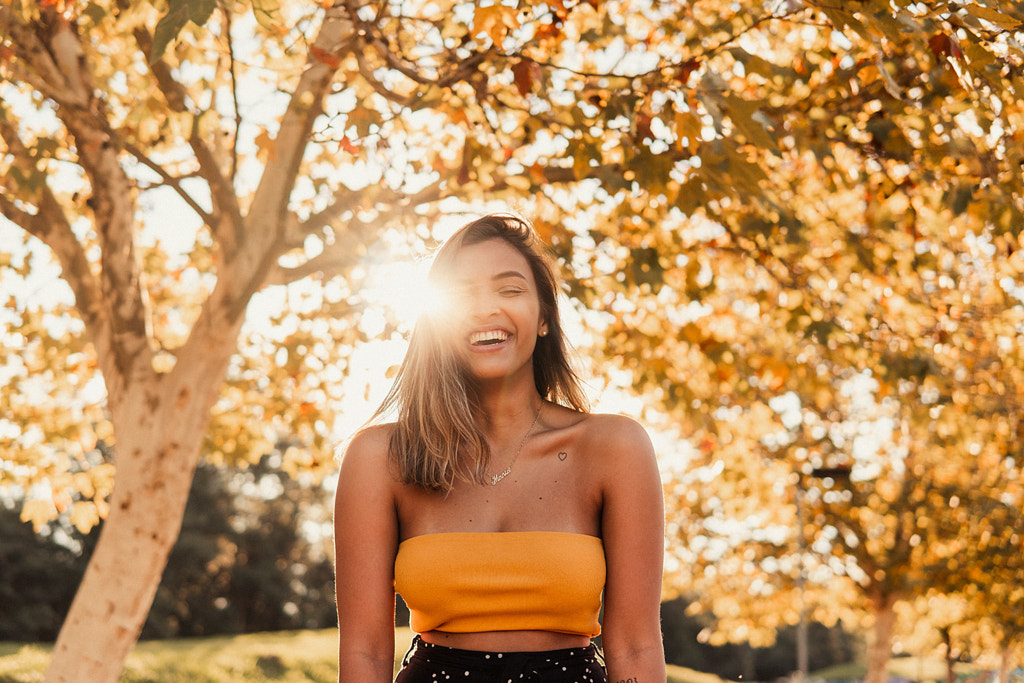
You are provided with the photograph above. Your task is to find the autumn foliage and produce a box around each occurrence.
[1,1,1023,682]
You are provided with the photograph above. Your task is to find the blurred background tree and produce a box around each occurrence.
[0,451,337,641]
[143,450,337,638]
[1,1,1022,682]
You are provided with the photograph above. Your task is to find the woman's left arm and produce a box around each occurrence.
[599,415,666,683]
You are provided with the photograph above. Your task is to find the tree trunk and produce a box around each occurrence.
[997,644,1011,683]
[27,3,363,680]
[865,594,897,683]
[941,627,956,683]
[45,340,241,682]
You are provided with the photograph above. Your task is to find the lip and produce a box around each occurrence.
[468,327,512,349]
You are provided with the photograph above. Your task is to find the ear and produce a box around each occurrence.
[538,319,548,337]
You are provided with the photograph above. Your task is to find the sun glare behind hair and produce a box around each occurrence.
[367,259,450,336]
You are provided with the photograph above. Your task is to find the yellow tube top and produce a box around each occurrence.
[394,531,605,637]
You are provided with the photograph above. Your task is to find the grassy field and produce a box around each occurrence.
[810,657,989,683]
[0,628,711,683]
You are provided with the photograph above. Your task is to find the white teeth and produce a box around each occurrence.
[470,330,509,345]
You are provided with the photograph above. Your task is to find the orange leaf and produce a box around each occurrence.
[512,59,535,96]
[528,163,546,185]
[254,129,277,161]
[636,113,654,141]
[676,59,700,86]
[338,136,358,154]
[473,4,519,45]
[310,45,341,69]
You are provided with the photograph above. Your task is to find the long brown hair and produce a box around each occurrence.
[373,214,589,492]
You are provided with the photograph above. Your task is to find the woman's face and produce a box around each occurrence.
[442,238,547,384]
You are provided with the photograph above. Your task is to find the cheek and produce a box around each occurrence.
[423,315,464,355]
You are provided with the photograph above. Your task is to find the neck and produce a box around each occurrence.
[475,379,543,439]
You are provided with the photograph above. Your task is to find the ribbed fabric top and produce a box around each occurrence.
[394,531,605,637]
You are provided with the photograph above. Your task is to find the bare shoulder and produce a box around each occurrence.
[334,423,399,555]
[578,412,655,457]
[570,412,657,487]
[340,423,392,459]
[336,423,395,489]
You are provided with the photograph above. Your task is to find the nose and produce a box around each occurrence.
[467,288,499,320]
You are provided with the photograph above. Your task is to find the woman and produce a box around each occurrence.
[334,214,665,682]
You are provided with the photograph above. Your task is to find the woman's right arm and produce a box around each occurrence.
[334,427,400,683]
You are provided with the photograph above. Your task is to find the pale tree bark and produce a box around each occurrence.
[47,348,242,682]
[864,592,898,683]
[0,4,362,682]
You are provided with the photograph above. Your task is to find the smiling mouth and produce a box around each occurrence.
[470,330,510,346]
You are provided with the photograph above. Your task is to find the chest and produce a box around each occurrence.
[394,430,603,540]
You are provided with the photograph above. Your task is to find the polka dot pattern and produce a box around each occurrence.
[393,636,608,683]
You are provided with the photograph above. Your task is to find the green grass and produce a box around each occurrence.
[668,662,729,683]
[0,628,723,683]
[1,629,395,683]
[0,642,49,683]
[810,656,986,683]
[0,630,998,683]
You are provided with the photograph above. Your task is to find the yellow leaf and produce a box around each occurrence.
[473,4,519,45]
[73,471,96,499]
[21,499,58,532]
[70,500,101,534]
[254,129,277,162]
[92,463,117,491]
[78,425,98,452]
[95,420,115,443]
[970,5,1022,30]
[505,175,530,191]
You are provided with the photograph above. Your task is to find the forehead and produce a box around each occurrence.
[450,238,535,285]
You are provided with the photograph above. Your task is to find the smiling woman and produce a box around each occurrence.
[333,213,666,683]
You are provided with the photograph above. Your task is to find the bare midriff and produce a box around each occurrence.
[421,629,592,652]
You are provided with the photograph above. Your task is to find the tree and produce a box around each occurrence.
[2,2,382,679]
[0,453,337,642]
[920,489,1024,683]
[144,453,337,638]
[2,1,1022,682]
[0,502,92,641]
[572,3,1024,683]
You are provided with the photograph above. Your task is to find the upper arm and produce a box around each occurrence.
[334,427,398,680]
[598,417,666,672]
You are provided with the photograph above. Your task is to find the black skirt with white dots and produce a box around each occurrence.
[394,635,608,683]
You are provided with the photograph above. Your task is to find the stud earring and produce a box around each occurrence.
[539,329,548,337]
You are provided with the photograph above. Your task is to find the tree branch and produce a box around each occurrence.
[0,118,109,361]
[31,9,154,394]
[0,8,90,108]
[296,177,445,239]
[271,174,453,287]
[352,48,424,108]
[223,6,243,183]
[171,5,369,363]
[295,186,373,240]
[131,26,244,254]
[121,141,215,225]
[245,3,361,258]
[265,245,364,288]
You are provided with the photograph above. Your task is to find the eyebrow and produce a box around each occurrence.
[492,270,529,282]
[452,270,530,288]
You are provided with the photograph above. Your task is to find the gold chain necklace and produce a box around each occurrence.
[487,404,543,486]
